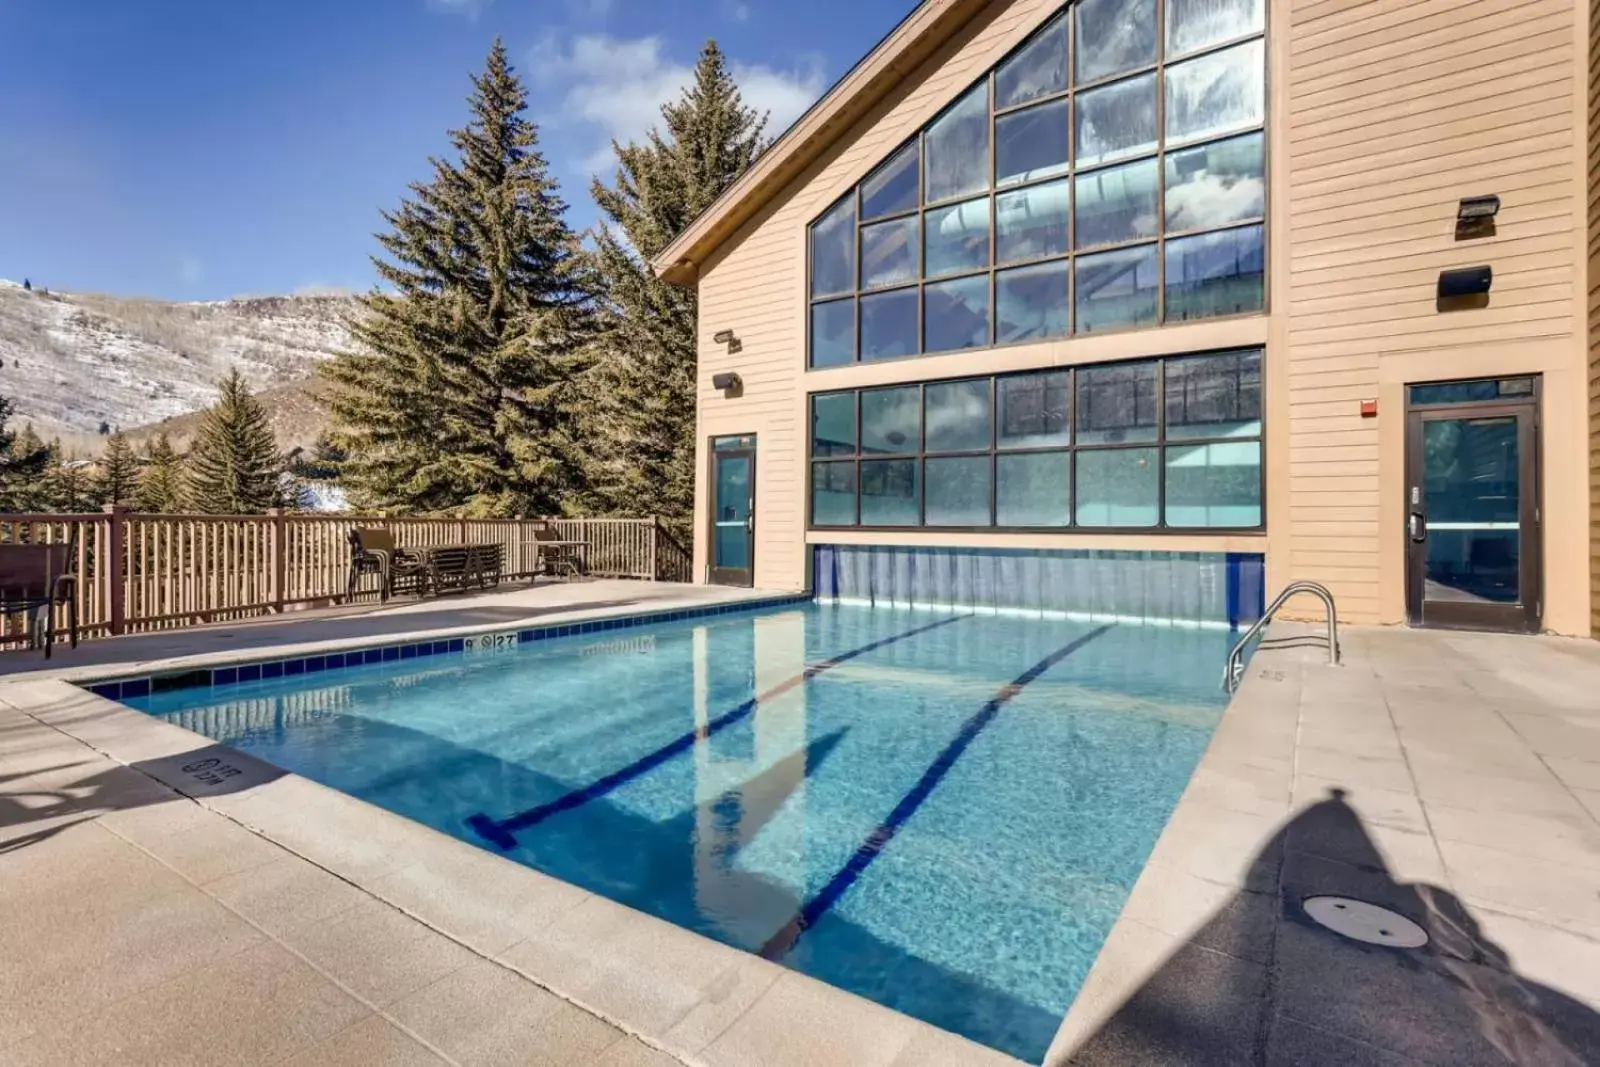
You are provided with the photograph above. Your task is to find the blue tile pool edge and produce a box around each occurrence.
[77,593,813,703]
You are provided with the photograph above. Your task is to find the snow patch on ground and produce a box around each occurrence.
[0,283,360,437]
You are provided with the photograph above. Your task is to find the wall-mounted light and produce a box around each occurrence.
[1438,266,1492,300]
[1455,194,1500,239]
[712,329,742,354]
[712,372,742,395]
[1457,195,1500,222]
[1438,265,1492,313]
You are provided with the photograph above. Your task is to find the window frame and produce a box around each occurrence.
[804,0,1268,370]
[806,347,1265,533]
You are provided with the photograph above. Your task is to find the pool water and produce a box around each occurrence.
[125,603,1235,1062]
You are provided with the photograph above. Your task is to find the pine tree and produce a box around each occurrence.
[136,432,185,513]
[96,430,140,506]
[0,401,50,511]
[43,441,92,512]
[324,39,593,517]
[13,422,45,461]
[582,41,768,530]
[183,369,282,514]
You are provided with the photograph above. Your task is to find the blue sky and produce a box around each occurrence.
[0,0,910,301]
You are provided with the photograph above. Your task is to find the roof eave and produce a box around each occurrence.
[650,0,992,287]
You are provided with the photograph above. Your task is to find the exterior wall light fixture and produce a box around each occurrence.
[711,372,742,395]
[1455,194,1500,239]
[1437,266,1492,301]
[712,329,742,354]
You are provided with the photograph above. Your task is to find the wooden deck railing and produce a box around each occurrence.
[0,509,694,646]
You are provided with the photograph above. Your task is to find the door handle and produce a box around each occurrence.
[1408,512,1427,543]
[746,513,754,532]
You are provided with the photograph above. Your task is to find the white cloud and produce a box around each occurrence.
[178,257,203,285]
[723,1,751,21]
[529,34,825,176]
[292,283,357,297]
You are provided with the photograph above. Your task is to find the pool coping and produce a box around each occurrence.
[1,681,1021,1067]
[3,590,812,696]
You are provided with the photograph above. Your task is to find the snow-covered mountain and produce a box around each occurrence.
[0,278,359,438]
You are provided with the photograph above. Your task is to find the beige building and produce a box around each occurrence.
[656,0,1600,639]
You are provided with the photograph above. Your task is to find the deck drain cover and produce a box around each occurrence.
[1303,896,1428,948]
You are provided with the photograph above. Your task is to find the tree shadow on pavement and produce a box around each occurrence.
[1068,789,1600,1066]
[1,729,283,857]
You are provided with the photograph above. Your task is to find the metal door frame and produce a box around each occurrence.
[1403,387,1541,633]
[708,436,757,587]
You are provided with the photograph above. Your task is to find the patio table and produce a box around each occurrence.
[521,537,588,578]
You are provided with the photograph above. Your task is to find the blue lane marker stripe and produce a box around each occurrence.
[758,623,1115,962]
[465,613,971,851]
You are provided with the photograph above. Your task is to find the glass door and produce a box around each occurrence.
[1405,379,1540,632]
[709,435,756,587]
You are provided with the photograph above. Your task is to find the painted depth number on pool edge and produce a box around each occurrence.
[465,631,518,653]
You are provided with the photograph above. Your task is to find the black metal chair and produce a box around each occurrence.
[346,528,424,603]
[0,532,79,658]
[530,525,583,578]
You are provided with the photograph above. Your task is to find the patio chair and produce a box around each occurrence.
[530,526,582,579]
[421,543,505,596]
[0,534,79,659]
[346,528,425,604]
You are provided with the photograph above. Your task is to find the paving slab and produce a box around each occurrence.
[278,894,481,1009]
[10,939,369,1067]
[277,1015,448,1067]
[0,822,266,1049]
[388,957,626,1067]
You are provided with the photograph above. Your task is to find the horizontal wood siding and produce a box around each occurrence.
[689,0,1594,630]
[1591,0,1600,636]
[693,0,1059,590]
[1286,0,1589,628]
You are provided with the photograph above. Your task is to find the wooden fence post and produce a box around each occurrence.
[648,517,659,581]
[104,505,126,636]
[269,508,286,614]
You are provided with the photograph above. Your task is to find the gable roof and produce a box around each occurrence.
[651,0,993,286]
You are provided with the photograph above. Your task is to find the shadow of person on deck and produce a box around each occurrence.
[1067,789,1600,1066]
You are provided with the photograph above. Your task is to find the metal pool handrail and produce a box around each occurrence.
[1224,580,1340,693]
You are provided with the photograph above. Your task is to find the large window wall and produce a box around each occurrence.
[809,348,1262,530]
[808,0,1266,369]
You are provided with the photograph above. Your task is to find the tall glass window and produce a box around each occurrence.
[807,0,1267,367]
[808,348,1263,529]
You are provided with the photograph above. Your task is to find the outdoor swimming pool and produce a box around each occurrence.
[121,602,1235,1062]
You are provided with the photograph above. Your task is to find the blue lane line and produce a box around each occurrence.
[465,613,970,850]
[758,623,1116,962]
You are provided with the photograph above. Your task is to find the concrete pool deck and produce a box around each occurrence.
[0,579,787,684]
[3,600,1600,1065]
[1051,623,1600,1066]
